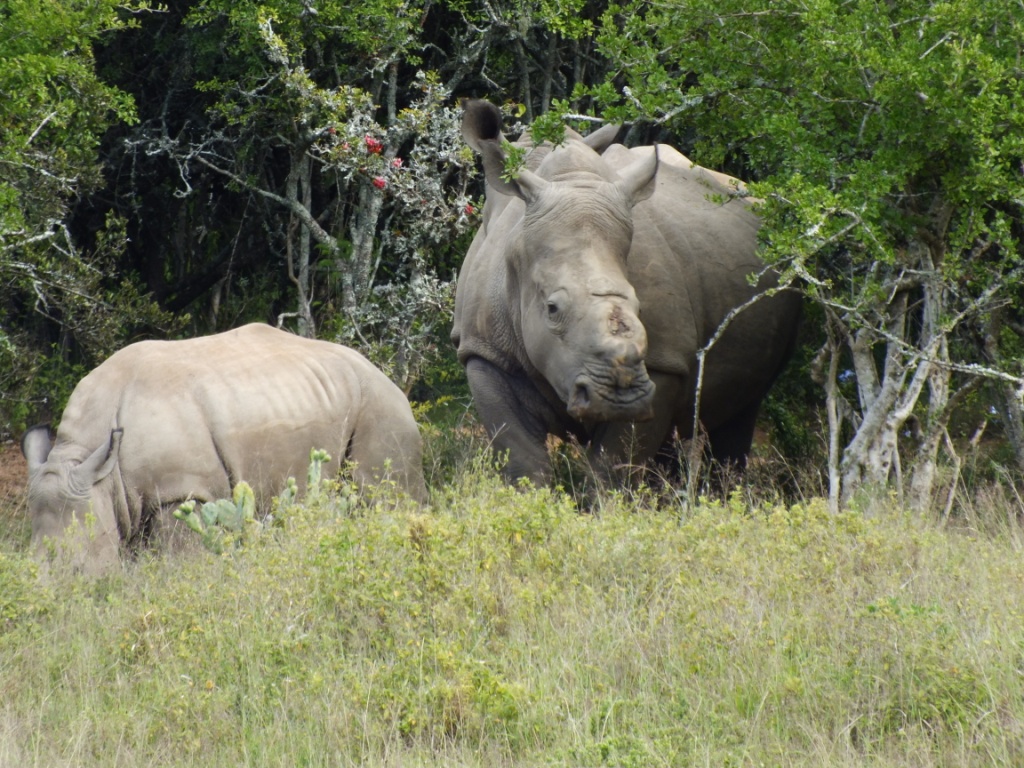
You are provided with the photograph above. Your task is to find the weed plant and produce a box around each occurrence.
[1,453,1024,766]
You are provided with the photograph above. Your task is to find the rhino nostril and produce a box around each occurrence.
[571,382,591,409]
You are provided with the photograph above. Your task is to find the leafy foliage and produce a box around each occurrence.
[3,0,620,437]
[0,0,181,436]
[594,0,1024,505]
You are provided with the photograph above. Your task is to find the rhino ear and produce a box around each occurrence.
[509,167,549,204]
[582,122,622,154]
[463,100,549,202]
[70,428,123,491]
[22,424,54,475]
[476,138,550,203]
[461,99,505,153]
[615,145,659,206]
[477,139,518,197]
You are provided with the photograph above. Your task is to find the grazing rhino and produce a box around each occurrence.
[22,323,427,574]
[451,99,801,485]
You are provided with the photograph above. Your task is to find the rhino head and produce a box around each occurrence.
[463,100,658,423]
[22,426,123,574]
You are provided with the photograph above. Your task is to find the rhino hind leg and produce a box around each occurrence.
[348,406,428,503]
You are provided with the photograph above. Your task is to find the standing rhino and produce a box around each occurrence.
[452,99,801,485]
[22,323,427,574]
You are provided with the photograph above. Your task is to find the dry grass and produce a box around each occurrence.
[2,434,1024,766]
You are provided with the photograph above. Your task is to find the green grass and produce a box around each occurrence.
[2,454,1024,766]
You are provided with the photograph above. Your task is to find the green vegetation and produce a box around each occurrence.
[2,447,1023,766]
[594,0,1024,508]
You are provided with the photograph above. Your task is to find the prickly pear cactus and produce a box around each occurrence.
[277,476,300,509]
[173,481,259,554]
[272,448,360,520]
[306,448,332,498]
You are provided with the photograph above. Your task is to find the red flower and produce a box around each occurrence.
[391,157,403,168]
[364,135,383,154]
[464,204,475,215]
[327,126,336,135]
[372,176,387,189]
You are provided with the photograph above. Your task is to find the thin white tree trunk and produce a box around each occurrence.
[341,181,385,315]
[822,332,844,514]
[839,338,904,503]
[908,268,950,511]
[285,147,315,337]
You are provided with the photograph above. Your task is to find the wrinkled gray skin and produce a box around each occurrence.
[452,100,802,485]
[22,324,427,574]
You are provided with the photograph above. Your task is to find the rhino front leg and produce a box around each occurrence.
[465,357,555,486]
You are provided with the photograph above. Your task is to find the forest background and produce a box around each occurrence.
[2,0,1023,510]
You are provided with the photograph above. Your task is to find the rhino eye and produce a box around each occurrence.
[544,290,568,326]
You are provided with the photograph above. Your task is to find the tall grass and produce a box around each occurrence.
[2,450,1024,766]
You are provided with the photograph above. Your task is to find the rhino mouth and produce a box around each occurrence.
[566,367,656,422]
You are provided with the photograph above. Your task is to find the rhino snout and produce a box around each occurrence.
[611,345,644,384]
[567,368,656,422]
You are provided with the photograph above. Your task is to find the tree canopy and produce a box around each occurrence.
[595,0,1024,507]
[0,0,176,429]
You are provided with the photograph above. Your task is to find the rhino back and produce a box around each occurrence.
[598,144,771,374]
[54,324,385,505]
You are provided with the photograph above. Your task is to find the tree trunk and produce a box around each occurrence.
[839,325,906,504]
[539,34,557,111]
[995,382,1024,472]
[341,180,384,316]
[514,36,534,119]
[816,323,845,515]
[835,237,960,511]
[906,377,948,510]
[907,258,951,511]
[285,145,315,337]
[907,347,950,511]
